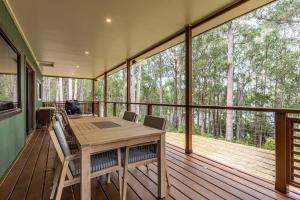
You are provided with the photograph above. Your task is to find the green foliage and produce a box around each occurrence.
[0,74,17,102]
[103,0,300,148]
[193,126,202,135]
[178,124,185,133]
[263,137,275,150]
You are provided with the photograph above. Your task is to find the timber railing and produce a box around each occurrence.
[287,117,300,189]
[42,101,100,116]
[104,100,300,193]
[42,100,300,192]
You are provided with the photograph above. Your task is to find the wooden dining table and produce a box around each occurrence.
[68,116,167,199]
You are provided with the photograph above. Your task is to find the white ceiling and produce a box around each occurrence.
[6,0,241,78]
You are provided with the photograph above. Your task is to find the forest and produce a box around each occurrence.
[0,74,17,102]
[41,0,300,150]
[42,77,93,102]
[95,0,300,150]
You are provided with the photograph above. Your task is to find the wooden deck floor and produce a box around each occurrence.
[0,129,299,200]
[166,132,275,182]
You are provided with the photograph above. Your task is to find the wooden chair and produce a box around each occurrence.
[122,115,170,200]
[54,113,78,150]
[122,111,137,122]
[49,120,123,200]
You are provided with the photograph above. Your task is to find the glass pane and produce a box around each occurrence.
[0,33,19,112]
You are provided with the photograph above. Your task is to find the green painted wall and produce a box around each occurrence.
[0,1,43,178]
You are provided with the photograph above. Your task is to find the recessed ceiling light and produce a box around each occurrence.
[84,51,89,55]
[76,65,80,68]
[106,18,112,23]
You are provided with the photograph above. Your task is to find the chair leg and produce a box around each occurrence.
[166,165,171,187]
[118,169,123,200]
[122,147,129,200]
[107,173,111,183]
[50,163,62,199]
[55,160,69,200]
[117,148,122,199]
[145,164,149,172]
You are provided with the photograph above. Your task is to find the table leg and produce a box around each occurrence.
[158,133,167,198]
[81,146,91,199]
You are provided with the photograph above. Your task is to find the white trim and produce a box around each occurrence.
[3,0,42,74]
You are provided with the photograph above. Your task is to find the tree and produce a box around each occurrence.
[225,21,234,141]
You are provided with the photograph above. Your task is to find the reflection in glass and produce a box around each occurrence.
[0,33,18,112]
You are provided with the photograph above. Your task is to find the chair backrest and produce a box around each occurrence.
[123,111,137,122]
[52,121,76,172]
[143,115,166,130]
[55,114,65,131]
[60,109,70,125]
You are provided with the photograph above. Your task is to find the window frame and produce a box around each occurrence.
[0,27,22,120]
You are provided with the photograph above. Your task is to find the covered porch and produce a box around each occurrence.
[0,0,300,199]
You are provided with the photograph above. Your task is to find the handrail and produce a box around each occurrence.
[105,101,185,108]
[42,101,100,116]
[43,101,98,104]
[104,101,300,114]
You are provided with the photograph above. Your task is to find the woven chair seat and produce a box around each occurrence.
[71,150,118,177]
[122,144,157,164]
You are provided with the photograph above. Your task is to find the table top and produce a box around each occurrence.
[69,117,165,147]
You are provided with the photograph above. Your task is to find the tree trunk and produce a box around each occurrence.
[226,21,234,142]
[73,79,78,100]
[136,64,142,115]
[130,66,136,112]
[56,78,60,102]
[173,63,179,129]
[68,78,73,100]
[159,55,164,116]
[122,70,127,103]
[58,78,63,101]
[78,80,84,101]
[11,75,17,102]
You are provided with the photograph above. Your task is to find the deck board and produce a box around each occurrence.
[9,131,45,200]
[167,132,276,181]
[0,129,299,200]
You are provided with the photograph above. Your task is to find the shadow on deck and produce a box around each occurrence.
[0,129,299,200]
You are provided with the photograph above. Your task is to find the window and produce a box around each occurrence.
[0,28,21,118]
[37,81,42,101]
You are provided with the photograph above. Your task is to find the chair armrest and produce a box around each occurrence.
[65,154,80,161]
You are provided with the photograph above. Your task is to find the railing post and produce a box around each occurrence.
[147,104,153,116]
[104,72,108,117]
[113,103,117,117]
[97,102,100,117]
[92,79,95,116]
[93,101,100,117]
[275,112,287,193]
[92,102,95,116]
[185,25,193,154]
[127,60,131,111]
